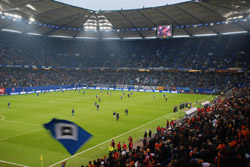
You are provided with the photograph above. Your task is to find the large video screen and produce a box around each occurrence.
[157,25,172,38]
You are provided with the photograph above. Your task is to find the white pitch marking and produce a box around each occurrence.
[0,128,42,141]
[0,160,30,167]
[0,119,41,126]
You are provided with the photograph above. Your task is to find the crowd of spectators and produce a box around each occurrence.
[0,32,249,69]
[0,68,248,91]
[83,85,250,167]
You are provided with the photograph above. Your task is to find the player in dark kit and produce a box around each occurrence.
[125,109,128,116]
[96,104,99,111]
[72,108,74,116]
[116,113,119,121]
[8,102,10,108]
[149,129,152,138]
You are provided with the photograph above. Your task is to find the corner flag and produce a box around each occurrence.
[40,154,43,167]
[44,118,92,155]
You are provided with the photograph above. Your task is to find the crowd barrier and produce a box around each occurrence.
[185,107,198,118]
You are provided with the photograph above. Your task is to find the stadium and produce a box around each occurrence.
[0,0,249,167]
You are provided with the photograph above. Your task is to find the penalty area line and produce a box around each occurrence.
[0,160,30,167]
[1,119,41,127]
[0,128,43,141]
[48,112,176,167]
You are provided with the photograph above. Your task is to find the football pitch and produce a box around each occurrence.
[0,90,213,167]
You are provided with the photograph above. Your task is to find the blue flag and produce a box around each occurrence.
[44,118,92,155]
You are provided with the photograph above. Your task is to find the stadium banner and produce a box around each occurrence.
[0,88,5,94]
[4,84,181,95]
[157,86,165,91]
[10,92,19,95]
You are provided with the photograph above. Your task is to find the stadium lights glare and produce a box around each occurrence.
[3,13,22,19]
[48,35,73,38]
[123,37,143,40]
[75,37,99,40]
[173,35,190,38]
[26,4,37,11]
[193,33,217,37]
[221,31,248,35]
[26,32,42,36]
[145,37,157,39]
[102,38,120,40]
[1,29,22,33]
[29,18,35,22]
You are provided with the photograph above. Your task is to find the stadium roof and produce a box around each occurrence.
[0,0,249,39]
[54,0,187,11]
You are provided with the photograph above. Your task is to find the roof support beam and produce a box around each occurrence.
[33,6,69,18]
[118,11,144,39]
[44,14,85,37]
[1,0,41,11]
[73,14,93,38]
[235,22,248,32]
[195,2,225,20]
[210,1,250,8]
[47,11,88,25]
[24,11,88,34]
[100,12,123,40]
[155,8,191,36]
[174,5,219,35]
[136,10,156,27]
[206,2,240,13]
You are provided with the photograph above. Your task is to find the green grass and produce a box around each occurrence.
[0,90,213,167]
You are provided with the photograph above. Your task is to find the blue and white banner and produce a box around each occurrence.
[44,118,92,155]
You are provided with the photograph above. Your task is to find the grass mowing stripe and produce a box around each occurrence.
[0,128,42,141]
[49,112,177,167]
[0,160,30,167]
